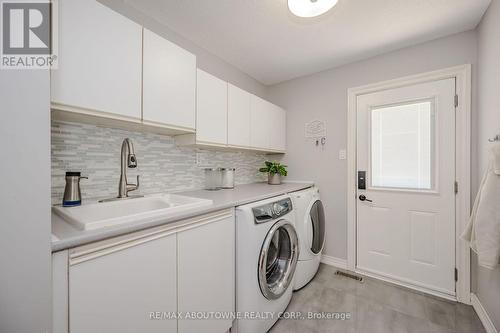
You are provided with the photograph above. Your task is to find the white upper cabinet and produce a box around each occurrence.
[196,69,228,145]
[51,0,142,120]
[250,95,272,150]
[52,0,285,152]
[269,104,287,152]
[250,96,286,152]
[227,84,251,147]
[143,29,196,130]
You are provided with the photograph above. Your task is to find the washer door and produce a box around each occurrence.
[258,220,299,300]
[309,200,325,254]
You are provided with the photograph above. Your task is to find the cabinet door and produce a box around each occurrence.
[196,69,228,145]
[143,29,196,129]
[51,0,142,119]
[69,234,177,333]
[269,105,286,152]
[52,251,68,333]
[228,84,251,147]
[278,107,287,151]
[250,95,271,149]
[178,214,235,333]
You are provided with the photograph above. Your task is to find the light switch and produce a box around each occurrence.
[339,149,347,160]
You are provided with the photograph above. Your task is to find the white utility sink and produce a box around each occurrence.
[52,194,213,231]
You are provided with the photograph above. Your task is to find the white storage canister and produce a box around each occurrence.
[220,168,235,189]
[204,168,222,190]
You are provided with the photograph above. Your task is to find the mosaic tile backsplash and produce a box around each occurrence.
[51,120,267,204]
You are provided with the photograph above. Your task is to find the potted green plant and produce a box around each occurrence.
[259,161,288,185]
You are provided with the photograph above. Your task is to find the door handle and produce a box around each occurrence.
[359,194,373,202]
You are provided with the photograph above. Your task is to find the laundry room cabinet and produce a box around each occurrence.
[177,214,235,333]
[250,95,272,150]
[250,95,287,152]
[195,69,229,145]
[51,0,143,120]
[227,83,252,148]
[52,210,235,333]
[177,75,286,153]
[68,233,178,333]
[142,28,197,131]
[51,0,197,135]
[269,104,287,152]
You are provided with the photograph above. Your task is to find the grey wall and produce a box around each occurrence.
[0,72,52,331]
[267,31,478,259]
[51,120,266,203]
[98,0,267,99]
[473,0,500,329]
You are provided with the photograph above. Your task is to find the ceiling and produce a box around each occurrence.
[124,0,490,85]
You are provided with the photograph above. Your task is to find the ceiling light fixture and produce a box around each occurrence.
[288,0,338,18]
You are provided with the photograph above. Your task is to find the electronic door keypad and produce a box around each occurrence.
[358,171,366,190]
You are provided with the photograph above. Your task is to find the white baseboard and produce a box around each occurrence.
[471,293,498,333]
[320,255,348,270]
[357,267,456,302]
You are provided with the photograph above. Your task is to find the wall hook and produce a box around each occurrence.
[488,135,500,142]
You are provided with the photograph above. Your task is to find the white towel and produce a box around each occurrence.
[461,154,500,269]
[492,142,500,175]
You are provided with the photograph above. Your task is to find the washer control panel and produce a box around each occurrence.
[252,198,292,224]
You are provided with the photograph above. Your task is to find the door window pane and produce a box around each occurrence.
[371,101,434,190]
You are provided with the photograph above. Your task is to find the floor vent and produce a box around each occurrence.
[335,270,364,282]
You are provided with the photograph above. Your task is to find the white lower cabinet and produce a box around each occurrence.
[69,233,178,333]
[52,250,69,333]
[178,214,235,333]
[56,209,235,333]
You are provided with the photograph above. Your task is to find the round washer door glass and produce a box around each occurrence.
[258,220,299,300]
[310,200,325,254]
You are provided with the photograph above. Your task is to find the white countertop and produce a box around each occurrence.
[52,181,313,252]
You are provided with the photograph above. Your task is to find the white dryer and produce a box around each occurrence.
[235,195,299,333]
[290,187,325,290]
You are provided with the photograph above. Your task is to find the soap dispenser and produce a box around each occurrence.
[62,171,87,207]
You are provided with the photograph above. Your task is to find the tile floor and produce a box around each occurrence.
[270,264,485,333]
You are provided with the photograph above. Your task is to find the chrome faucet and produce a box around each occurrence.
[99,138,142,203]
[118,138,140,198]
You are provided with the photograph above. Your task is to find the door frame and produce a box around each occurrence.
[347,65,472,304]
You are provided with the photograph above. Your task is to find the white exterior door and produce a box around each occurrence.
[356,78,456,295]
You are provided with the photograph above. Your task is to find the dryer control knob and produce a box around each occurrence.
[273,202,282,216]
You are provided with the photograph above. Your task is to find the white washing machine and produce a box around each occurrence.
[290,187,326,290]
[235,195,299,333]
